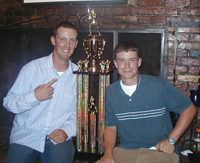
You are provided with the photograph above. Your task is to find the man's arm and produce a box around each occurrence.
[3,64,40,114]
[98,126,117,163]
[156,104,197,153]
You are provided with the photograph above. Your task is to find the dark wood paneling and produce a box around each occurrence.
[30,29,53,60]
[0,30,30,127]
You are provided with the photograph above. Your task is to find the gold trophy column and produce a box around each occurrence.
[98,74,110,154]
[76,74,83,152]
[83,75,89,150]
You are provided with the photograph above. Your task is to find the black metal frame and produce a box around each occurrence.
[22,0,127,5]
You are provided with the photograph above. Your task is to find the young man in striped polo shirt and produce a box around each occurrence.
[97,42,197,163]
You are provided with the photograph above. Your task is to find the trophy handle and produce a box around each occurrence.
[83,39,90,59]
[98,39,106,59]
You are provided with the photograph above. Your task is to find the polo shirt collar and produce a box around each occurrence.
[118,73,142,95]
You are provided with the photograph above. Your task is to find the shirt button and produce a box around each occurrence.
[129,99,132,101]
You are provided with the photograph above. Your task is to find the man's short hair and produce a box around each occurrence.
[114,42,142,60]
[53,21,78,39]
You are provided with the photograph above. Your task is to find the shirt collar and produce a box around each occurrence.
[43,53,74,76]
[64,60,73,76]
[118,73,141,95]
[43,53,54,69]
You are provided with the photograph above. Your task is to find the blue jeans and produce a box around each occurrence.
[6,139,75,163]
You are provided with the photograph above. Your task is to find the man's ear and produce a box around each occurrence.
[138,58,142,67]
[75,40,78,48]
[114,60,118,69]
[50,36,55,46]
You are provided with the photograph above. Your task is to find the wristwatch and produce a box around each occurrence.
[167,137,176,145]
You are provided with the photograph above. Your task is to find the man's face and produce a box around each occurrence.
[114,51,142,85]
[51,27,78,61]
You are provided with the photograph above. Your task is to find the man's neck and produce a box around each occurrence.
[54,61,69,72]
[122,76,139,86]
[53,53,70,72]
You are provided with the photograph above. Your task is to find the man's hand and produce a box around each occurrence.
[156,139,175,154]
[155,104,196,154]
[34,78,57,101]
[96,126,117,163]
[96,154,115,163]
[47,129,68,143]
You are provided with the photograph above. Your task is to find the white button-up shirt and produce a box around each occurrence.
[3,53,77,152]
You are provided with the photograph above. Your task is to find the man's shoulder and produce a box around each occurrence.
[139,74,173,92]
[70,61,78,70]
[109,80,120,86]
[23,55,50,68]
[107,80,120,91]
[141,74,160,79]
[140,74,166,84]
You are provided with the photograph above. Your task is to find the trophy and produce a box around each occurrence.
[83,7,106,72]
[75,6,111,154]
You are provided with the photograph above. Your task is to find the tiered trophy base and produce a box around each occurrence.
[73,71,112,155]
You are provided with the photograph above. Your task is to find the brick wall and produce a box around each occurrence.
[0,0,200,96]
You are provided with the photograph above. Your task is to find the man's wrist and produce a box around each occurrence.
[167,137,176,145]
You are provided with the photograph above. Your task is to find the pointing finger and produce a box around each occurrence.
[46,78,58,86]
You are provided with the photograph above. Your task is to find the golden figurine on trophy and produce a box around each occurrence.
[88,9,101,37]
[83,6,106,72]
[88,96,98,151]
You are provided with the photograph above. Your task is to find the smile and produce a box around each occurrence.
[63,49,70,53]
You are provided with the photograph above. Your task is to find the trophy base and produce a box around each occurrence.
[89,66,98,73]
